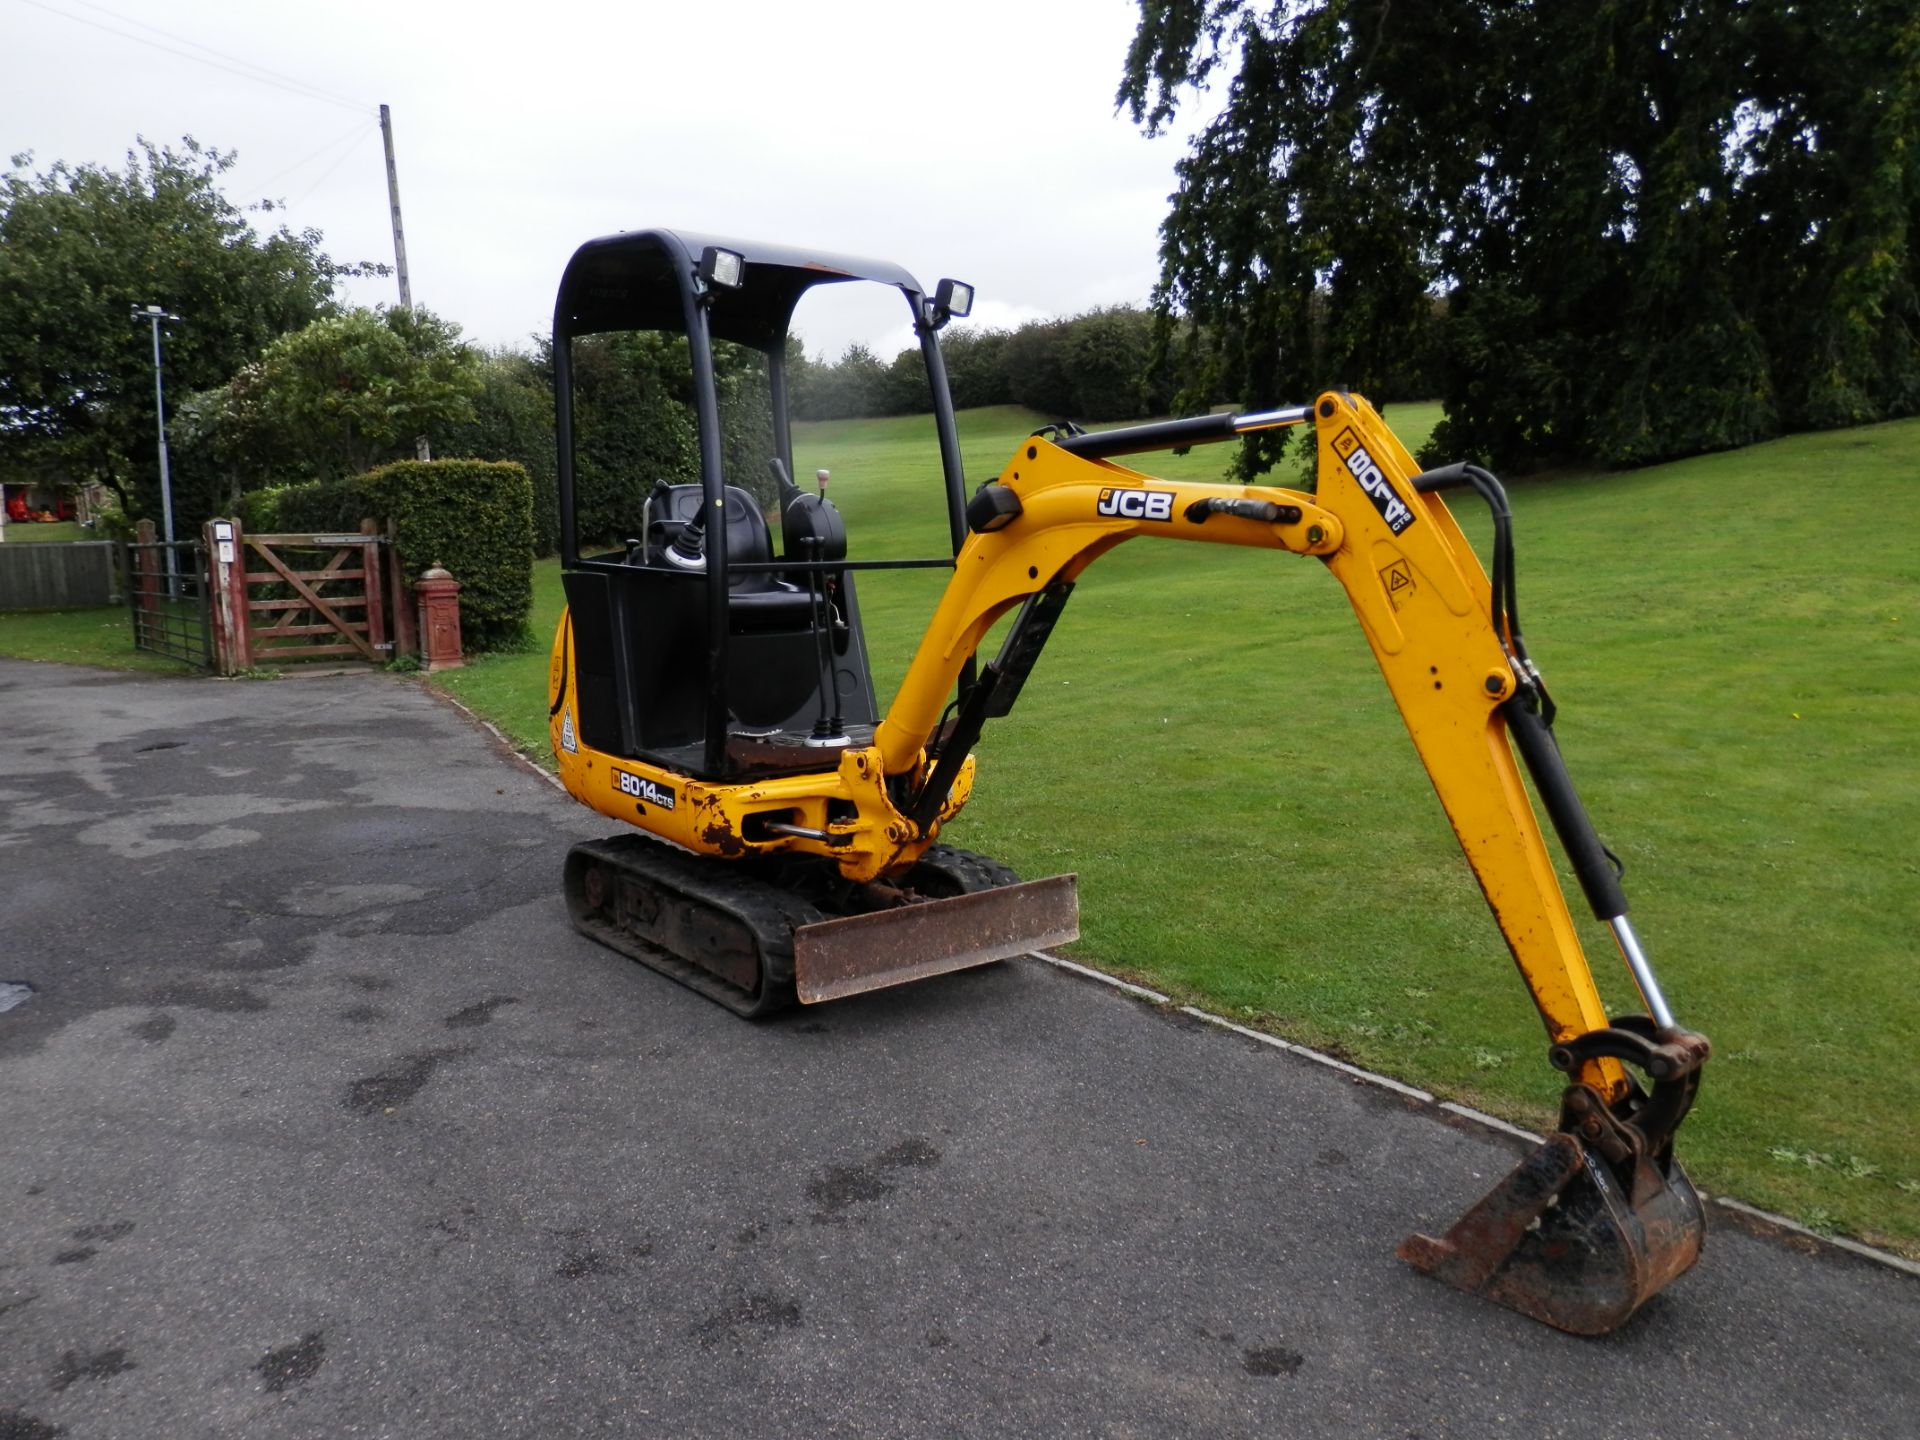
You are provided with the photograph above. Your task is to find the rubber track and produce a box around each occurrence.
[911,844,1021,895]
[567,839,1024,1019]
[566,834,825,1018]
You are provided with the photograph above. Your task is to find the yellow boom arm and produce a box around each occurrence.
[879,391,1618,1068]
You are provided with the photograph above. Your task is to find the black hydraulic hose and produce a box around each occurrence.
[1411,461,1542,713]
[1502,690,1630,922]
[1411,463,1512,636]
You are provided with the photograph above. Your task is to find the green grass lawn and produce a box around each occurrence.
[0,605,188,673]
[1,521,92,543]
[416,402,1920,1253]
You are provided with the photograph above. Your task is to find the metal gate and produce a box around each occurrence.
[124,523,213,670]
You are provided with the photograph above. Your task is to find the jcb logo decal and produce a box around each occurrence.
[612,767,677,811]
[1096,487,1175,521]
[1332,429,1417,535]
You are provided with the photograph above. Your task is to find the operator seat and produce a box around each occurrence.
[642,484,817,631]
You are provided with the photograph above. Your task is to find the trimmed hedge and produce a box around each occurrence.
[250,459,533,649]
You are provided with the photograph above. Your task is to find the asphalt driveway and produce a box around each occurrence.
[1,658,1915,1438]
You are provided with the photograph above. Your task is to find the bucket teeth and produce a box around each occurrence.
[1399,1130,1705,1336]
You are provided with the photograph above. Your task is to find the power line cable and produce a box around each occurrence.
[251,117,378,197]
[18,0,372,113]
[60,0,371,109]
[288,126,377,211]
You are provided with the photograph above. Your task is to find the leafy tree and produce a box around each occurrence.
[565,331,698,546]
[0,137,381,514]
[792,343,891,421]
[938,326,1014,410]
[1121,1,1920,473]
[999,307,1169,420]
[436,347,559,554]
[878,347,931,416]
[1000,318,1078,417]
[178,306,481,504]
[1061,306,1160,420]
[788,309,1175,423]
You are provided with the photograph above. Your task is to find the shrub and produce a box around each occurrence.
[267,459,533,649]
[939,326,1013,410]
[1061,307,1155,421]
[1000,318,1077,417]
[434,348,559,555]
[792,343,891,421]
[567,333,699,544]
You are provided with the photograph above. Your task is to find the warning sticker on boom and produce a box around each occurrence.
[1332,429,1417,535]
[1380,559,1416,610]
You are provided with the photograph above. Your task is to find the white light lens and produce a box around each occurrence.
[708,248,745,289]
[935,279,974,318]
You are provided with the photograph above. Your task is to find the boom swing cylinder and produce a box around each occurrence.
[543,229,1709,1335]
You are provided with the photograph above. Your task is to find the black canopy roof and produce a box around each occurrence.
[553,229,927,349]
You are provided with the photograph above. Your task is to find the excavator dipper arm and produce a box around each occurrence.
[872,390,1709,1333]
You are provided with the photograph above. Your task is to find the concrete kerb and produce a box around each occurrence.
[416,681,1920,1285]
[423,681,568,793]
[1028,950,1920,1282]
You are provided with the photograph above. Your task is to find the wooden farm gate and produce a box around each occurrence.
[204,518,416,673]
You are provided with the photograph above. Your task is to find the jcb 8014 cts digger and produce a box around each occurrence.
[544,230,1711,1335]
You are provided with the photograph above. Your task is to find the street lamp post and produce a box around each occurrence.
[132,304,182,594]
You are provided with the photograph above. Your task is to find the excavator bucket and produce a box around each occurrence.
[793,874,1079,1004]
[1399,1115,1706,1335]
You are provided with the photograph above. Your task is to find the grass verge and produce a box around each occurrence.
[0,521,92,543]
[0,606,190,673]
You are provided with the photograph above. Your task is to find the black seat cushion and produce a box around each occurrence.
[642,484,816,632]
[647,484,773,568]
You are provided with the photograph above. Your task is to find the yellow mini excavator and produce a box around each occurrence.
[544,230,1711,1335]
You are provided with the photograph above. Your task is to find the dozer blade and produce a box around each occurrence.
[793,874,1079,1004]
[1398,1131,1705,1336]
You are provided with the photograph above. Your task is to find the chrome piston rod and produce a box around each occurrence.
[1609,915,1676,1031]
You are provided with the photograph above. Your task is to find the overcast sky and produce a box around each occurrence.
[6,0,1219,361]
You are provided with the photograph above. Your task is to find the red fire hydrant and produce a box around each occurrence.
[416,562,464,671]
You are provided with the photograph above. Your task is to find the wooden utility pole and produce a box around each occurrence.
[379,103,413,309]
[379,103,430,460]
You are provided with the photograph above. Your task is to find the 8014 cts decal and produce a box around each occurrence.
[612,767,676,810]
[1331,429,1417,535]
